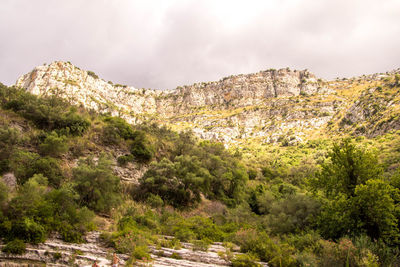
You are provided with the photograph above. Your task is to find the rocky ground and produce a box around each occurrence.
[0,232,268,267]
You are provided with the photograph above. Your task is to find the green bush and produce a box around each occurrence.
[0,126,19,174]
[0,180,8,207]
[2,239,26,255]
[0,85,90,135]
[170,252,182,259]
[131,245,151,260]
[234,229,297,266]
[264,194,320,234]
[10,150,64,187]
[231,254,261,267]
[117,154,134,166]
[10,218,46,244]
[130,130,155,163]
[103,116,135,141]
[73,154,121,213]
[138,157,208,208]
[58,223,84,243]
[39,131,69,157]
[192,239,211,251]
[146,193,164,208]
[248,169,257,180]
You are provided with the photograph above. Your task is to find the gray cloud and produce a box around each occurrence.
[1,0,399,89]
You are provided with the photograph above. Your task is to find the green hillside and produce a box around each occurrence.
[1,82,400,266]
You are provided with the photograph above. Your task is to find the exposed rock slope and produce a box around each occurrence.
[0,232,267,267]
[15,61,400,144]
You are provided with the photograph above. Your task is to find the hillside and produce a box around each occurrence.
[15,61,400,145]
[1,63,400,266]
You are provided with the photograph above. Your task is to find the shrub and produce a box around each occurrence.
[103,116,135,140]
[39,131,69,157]
[117,154,134,166]
[87,70,99,79]
[73,154,121,213]
[10,218,46,244]
[53,252,62,260]
[192,239,211,251]
[234,229,297,266]
[170,252,182,259]
[318,238,359,267]
[248,169,257,180]
[58,223,84,243]
[2,239,26,255]
[146,193,164,208]
[231,254,261,267]
[138,157,208,208]
[131,245,151,261]
[0,180,8,207]
[1,86,90,135]
[264,194,320,234]
[130,130,155,163]
[10,150,64,187]
[9,150,40,184]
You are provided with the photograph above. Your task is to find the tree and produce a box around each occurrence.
[354,179,400,244]
[102,116,135,145]
[313,139,399,244]
[312,138,381,198]
[39,131,69,157]
[9,150,64,187]
[138,156,210,208]
[73,154,121,213]
[130,130,155,163]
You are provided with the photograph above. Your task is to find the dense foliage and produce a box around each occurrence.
[1,82,400,266]
[0,83,90,135]
[73,154,122,213]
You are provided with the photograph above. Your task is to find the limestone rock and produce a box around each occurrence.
[0,232,268,267]
[1,173,16,190]
[15,61,335,145]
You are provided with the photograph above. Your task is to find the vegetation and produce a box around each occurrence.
[1,82,400,266]
[73,154,122,214]
[2,239,26,254]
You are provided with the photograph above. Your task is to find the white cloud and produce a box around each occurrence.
[0,0,399,89]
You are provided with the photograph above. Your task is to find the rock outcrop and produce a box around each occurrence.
[15,61,336,144]
[0,232,267,267]
[14,61,400,144]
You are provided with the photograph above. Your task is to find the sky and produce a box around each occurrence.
[1,0,400,90]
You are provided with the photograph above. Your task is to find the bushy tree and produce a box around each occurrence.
[0,126,20,173]
[312,138,381,198]
[138,156,210,208]
[73,154,121,213]
[39,131,69,157]
[354,179,400,244]
[10,150,64,187]
[313,139,400,244]
[9,150,40,184]
[130,130,155,163]
[265,193,320,234]
[102,116,135,145]
[5,174,49,243]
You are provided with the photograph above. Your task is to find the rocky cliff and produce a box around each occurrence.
[15,61,400,144]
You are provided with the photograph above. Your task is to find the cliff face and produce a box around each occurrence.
[15,61,400,144]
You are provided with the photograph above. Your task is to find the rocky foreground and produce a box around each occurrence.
[0,232,267,266]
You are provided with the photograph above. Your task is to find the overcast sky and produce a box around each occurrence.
[1,0,399,90]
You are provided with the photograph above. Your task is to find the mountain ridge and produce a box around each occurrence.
[14,61,400,144]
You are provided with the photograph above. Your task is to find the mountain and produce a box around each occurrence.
[3,61,400,266]
[11,62,345,144]
[15,62,400,146]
